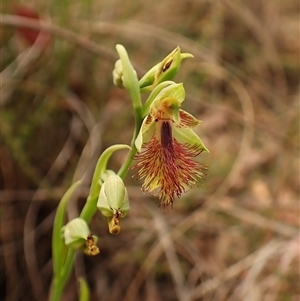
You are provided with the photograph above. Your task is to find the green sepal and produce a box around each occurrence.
[63,218,90,249]
[115,44,142,112]
[142,81,175,117]
[99,169,117,185]
[151,82,185,109]
[135,116,155,152]
[139,46,193,92]
[97,174,130,217]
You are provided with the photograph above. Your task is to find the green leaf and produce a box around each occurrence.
[78,278,90,301]
[52,180,81,277]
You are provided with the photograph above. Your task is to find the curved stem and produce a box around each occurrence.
[117,109,142,179]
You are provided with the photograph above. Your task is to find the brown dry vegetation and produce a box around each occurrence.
[0,0,299,301]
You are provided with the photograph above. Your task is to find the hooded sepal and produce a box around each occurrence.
[135,83,185,151]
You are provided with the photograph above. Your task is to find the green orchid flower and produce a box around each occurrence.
[133,83,209,207]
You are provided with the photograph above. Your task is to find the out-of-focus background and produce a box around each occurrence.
[1,0,299,300]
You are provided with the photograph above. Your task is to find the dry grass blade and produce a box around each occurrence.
[148,206,188,301]
[188,239,286,300]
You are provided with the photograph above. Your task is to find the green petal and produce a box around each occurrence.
[97,187,113,217]
[173,126,209,153]
[63,218,90,246]
[119,189,130,215]
[104,176,126,208]
[135,115,155,151]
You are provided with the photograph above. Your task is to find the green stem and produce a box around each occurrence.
[49,278,64,301]
[49,249,76,301]
[118,106,142,179]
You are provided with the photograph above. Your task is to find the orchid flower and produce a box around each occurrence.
[133,83,209,207]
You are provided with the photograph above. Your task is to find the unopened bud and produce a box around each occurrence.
[112,59,124,88]
[97,174,130,234]
[97,174,130,217]
[112,59,137,88]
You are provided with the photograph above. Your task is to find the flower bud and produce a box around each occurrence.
[112,59,137,88]
[63,218,90,248]
[63,218,99,255]
[99,169,117,185]
[112,59,124,88]
[97,174,130,234]
[97,174,130,217]
[139,46,193,91]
